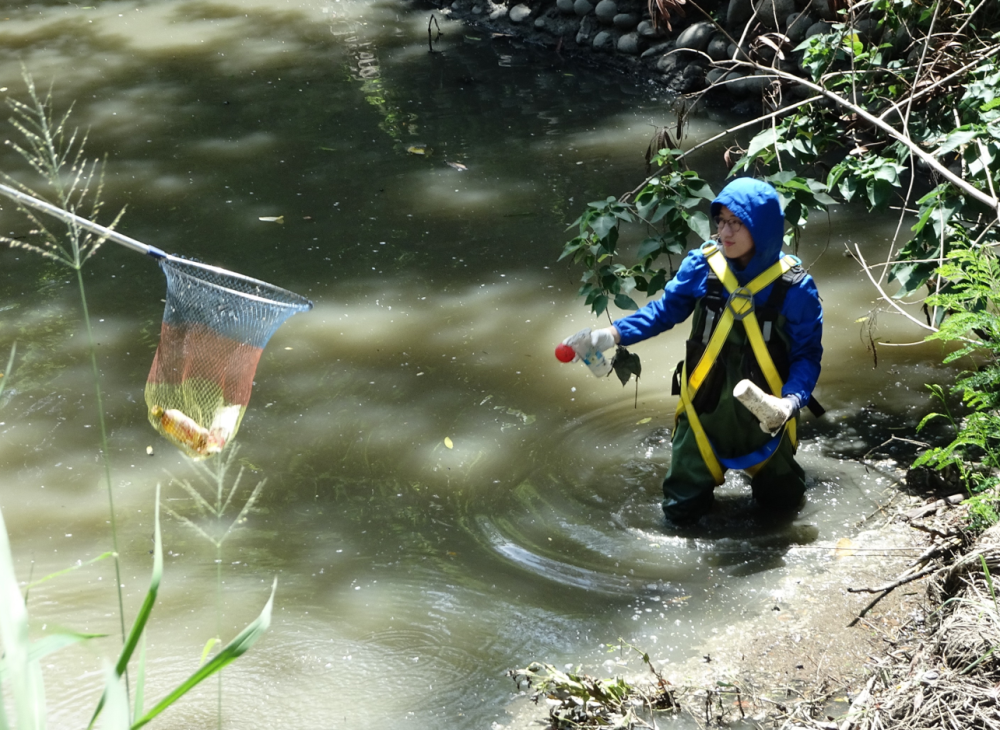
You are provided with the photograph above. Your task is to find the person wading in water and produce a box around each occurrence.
[562,178,824,525]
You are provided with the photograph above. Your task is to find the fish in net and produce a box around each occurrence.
[144,257,312,459]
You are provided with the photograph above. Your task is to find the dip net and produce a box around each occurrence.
[144,257,312,460]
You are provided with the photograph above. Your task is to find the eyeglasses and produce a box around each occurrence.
[714,216,744,234]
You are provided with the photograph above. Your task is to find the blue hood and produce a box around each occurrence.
[710,178,785,282]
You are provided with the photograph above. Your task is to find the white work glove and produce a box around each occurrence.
[756,394,798,433]
[563,327,616,360]
[733,380,799,433]
[590,328,617,353]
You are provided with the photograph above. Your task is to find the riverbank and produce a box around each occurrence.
[504,469,986,729]
[419,0,849,111]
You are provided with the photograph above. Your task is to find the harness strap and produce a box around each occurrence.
[677,360,725,485]
[676,243,800,477]
[687,243,795,398]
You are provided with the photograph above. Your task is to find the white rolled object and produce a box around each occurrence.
[733,379,795,432]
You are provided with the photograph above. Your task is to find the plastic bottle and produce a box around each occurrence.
[555,328,613,378]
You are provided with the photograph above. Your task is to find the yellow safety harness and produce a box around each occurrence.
[676,242,800,484]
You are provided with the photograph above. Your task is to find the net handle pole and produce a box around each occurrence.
[0,181,167,259]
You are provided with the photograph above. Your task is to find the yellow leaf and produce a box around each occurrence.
[444,437,454,449]
[258,216,284,224]
[407,145,429,156]
[636,417,652,424]
[832,537,856,559]
[855,316,868,323]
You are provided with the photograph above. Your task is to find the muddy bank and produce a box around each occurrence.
[502,466,996,729]
[420,0,853,109]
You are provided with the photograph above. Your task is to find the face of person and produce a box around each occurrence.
[715,205,755,268]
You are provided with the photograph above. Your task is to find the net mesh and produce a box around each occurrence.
[144,257,312,459]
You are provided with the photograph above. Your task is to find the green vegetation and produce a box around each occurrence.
[0,74,274,729]
[560,0,1000,527]
[509,642,678,729]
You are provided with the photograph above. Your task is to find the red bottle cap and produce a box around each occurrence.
[555,343,576,363]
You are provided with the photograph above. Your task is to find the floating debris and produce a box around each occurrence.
[258,216,284,224]
[446,161,468,171]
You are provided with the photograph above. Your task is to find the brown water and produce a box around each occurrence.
[0,1,957,728]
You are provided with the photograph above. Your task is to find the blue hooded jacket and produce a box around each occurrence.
[613,178,823,408]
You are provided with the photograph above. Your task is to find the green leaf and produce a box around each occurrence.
[89,485,164,728]
[0,501,44,730]
[934,127,981,156]
[102,662,131,730]
[590,215,617,241]
[636,237,663,261]
[132,577,278,729]
[746,127,779,158]
[611,346,641,386]
[686,210,712,241]
[614,294,639,311]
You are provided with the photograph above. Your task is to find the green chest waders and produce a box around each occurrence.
[675,242,800,485]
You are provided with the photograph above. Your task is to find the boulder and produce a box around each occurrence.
[574,0,594,16]
[706,67,728,85]
[785,12,813,46]
[640,40,672,59]
[752,0,795,30]
[675,21,714,52]
[556,0,575,13]
[656,51,684,74]
[617,31,643,55]
[509,4,532,22]
[727,71,770,97]
[593,30,615,50]
[805,21,832,39]
[637,19,666,38]
[612,12,639,30]
[707,33,729,61]
[726,42,751,61]
[727,0,753,28]
[813,0,836,21]
[595,0,618,23]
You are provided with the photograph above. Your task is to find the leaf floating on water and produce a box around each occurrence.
[832,537,856,559]
[407,145,429,156]
[258,216,284,224]
[446,161,468,171]
[444,436,454,449]
[636,417,652,424]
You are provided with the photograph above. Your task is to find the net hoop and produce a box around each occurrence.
[161,254,314,312]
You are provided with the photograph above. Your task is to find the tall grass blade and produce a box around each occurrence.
[88,485,163,729]
[26,551,113,593]
[132,636,147,726]
[115,485,163,677]
[0,502,44,730]
[100,663,130,730]
[130,577,277,730]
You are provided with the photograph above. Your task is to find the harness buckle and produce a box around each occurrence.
[726,287,755,321]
